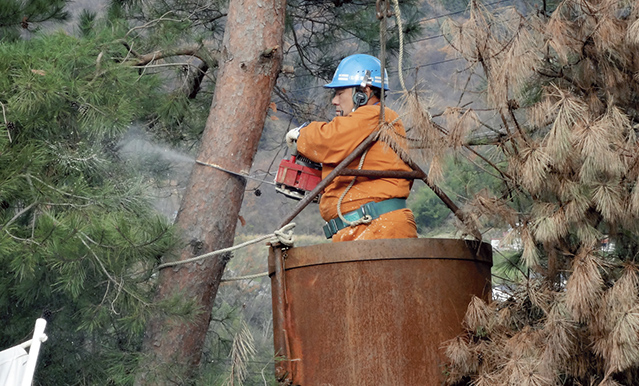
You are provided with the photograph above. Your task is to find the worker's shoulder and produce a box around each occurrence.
[353,104,401,117]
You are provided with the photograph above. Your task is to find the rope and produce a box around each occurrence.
[336,148,373,227]
[270,222,295,247]
[377,0,389,124]
[157,223,296,270]
[219,224,297,282]
[392,0,407,92]
[220,271,269,283]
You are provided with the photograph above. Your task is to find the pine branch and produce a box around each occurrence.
[39,209,150,307]
[124,11,182,38]
[0,101,11,143]
[130,45,219,68]
[1,202,37,231]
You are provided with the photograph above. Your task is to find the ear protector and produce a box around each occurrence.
[352,89,369,108]
[352,69,372,110]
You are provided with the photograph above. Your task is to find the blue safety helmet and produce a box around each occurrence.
[324,54,390,91]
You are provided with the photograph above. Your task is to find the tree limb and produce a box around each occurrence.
[129,44,219,68]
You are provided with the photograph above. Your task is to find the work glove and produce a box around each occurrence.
[285,122,308,154]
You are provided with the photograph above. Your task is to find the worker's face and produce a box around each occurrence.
[331,87,355,117]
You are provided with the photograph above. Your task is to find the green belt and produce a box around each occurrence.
[322,198,407,239]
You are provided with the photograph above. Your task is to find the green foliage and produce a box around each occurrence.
[78,9,97,38]
[410,153,502,233]
[1,32,162,142]
[89,1,221,147]
[0,27,178,385]
[411,187,451,232]
[0,0,69,42]
[492,249,527,283]
[198,237,286,386]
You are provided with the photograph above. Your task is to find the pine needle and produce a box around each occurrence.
[544,87,587,163]
[489,11,543,105]
[599,378,623,386]
[442,107,478,149]
[444,336,477,376]
[565,250,604,322]
[575,223,604,247]
[223,320,256,386]
[521,225,541,268]
[518,144,552,194]
[559,181,590,223]
[425,0,639,383]
[630,177,639,216]
[605,104,631,141]
[574,112,625,182]
[427,152,445,184]
[592,183,624,223]
[593,12,626,57]
[471,191,519,227]
[546,10,573,64]
[627,18,639,45]
[594,306,639,375]
[396,89,446,168]
[531,203,568,243]
[470,372,498,386]
[594,264,639,374]
[376,119,411,166]
[528,96,555,130]
[502,327,548,385]
[542,302,577,368]
[464,296,493,335]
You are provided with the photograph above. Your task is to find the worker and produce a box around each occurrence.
[286,54,418,242]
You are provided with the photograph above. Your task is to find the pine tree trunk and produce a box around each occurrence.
[135,0,285,383]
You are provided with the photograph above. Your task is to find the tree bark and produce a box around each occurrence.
[135,0,285,383]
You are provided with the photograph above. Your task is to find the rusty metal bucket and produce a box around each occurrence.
[268,238,492,386]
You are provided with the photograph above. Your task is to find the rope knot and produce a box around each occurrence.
[271,222,296,247]
[348,214,373,227]
[376,0,392,19]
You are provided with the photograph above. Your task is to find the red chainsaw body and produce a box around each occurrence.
[275,156,322,201]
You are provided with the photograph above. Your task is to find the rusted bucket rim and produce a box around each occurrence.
[269,238,492,273]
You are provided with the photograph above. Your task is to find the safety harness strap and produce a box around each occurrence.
[323,198,407,238]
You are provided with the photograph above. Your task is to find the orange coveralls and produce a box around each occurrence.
[296,105,418,242]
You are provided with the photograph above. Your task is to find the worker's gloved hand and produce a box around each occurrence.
[285,127,300,148]
[285,122,308,154]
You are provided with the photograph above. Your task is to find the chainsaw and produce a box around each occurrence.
[274,153,322,201]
